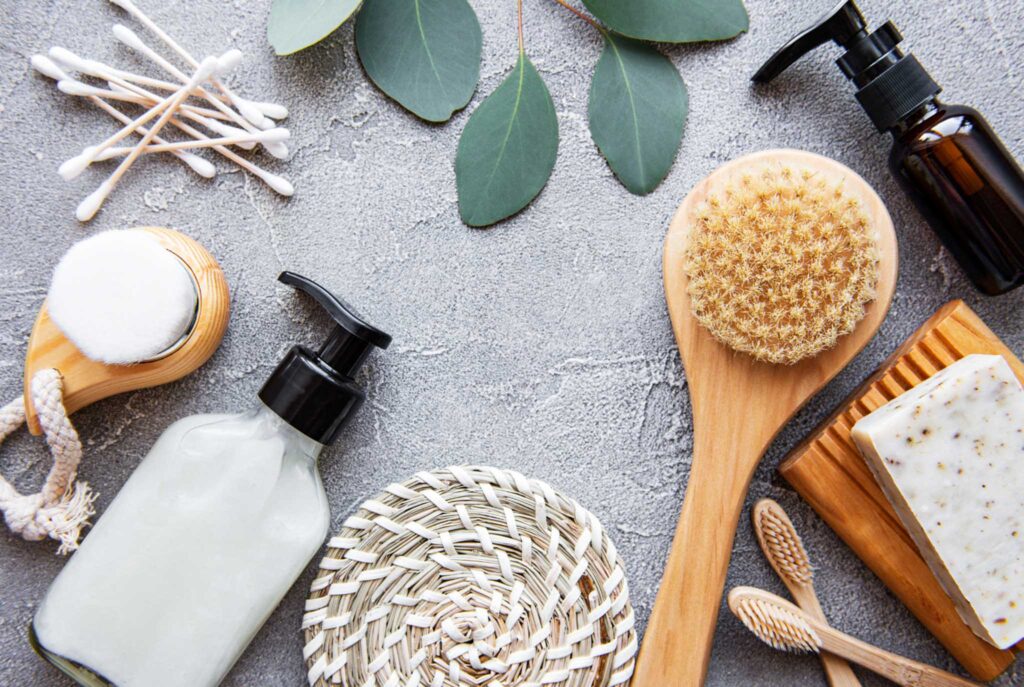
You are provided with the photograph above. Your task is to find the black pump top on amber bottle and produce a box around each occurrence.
[259,272,391,444]
[753,0,941,132]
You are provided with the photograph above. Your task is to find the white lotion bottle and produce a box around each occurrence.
[31,272,392,687]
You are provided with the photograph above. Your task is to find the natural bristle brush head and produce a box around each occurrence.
[47,230,199,364]
[753,499,813,586]
[728,587,823,654]
[684,163,880,365]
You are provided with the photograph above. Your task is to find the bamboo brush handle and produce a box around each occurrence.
[752,500,862,687]
[634,430,764,687]
[816,623,981,687]
[791,589,862,687]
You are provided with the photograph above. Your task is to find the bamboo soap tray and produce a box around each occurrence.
[780,300,1023,681]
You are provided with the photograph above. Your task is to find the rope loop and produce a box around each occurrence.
[0,369,95,554]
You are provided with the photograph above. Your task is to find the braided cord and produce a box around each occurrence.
[0,369,95,554]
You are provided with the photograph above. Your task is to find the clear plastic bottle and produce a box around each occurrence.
[32,407,329,687]
[30,272,392,687]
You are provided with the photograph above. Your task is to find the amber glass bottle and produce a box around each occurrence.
[891,101,1024,294]
[754,0,1024,295]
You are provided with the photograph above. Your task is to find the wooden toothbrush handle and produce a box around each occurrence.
[790,589,862,687]
[632,446,755,687]
[818,624,981,687]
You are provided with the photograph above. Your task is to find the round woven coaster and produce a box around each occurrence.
[302,466,637,687]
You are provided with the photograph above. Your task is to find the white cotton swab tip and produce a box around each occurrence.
[48,47,98,77]
[57,79,102,97]
[218,49,243,73]
[111,23,146,51]
[75,180,114,222]
[265,141,289,159]
[59,148,97,181]
[180,153,216,178]
[256,127,291,144]
[259,170,294,196]
[195,55,220,81]
[251,101,288,120]
[31,54,68,81]
[234,97,273,129]
[47,230,199,364]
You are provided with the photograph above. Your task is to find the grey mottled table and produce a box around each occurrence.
[2,0,1023,685]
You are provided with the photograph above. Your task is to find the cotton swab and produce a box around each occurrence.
[104,81,258,151]
[100,72,293,194]
[93,128,290,160]
[49,46,234,113]
[107,0,287,122]
[111,25,287,158]
[48,46,180,94]
[157,116,294,196]
[31,54,215,179]
[111,25,272,133]
[76,55,222,221]
[57,79,231,121]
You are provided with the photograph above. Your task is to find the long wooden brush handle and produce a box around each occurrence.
[791,589,863,687]
[817,623,981,687]
[633,436,760,686]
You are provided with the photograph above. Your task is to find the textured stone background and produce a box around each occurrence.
[1,0,1023,685]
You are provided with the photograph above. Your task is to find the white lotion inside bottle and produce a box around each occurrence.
[33,407,329,687]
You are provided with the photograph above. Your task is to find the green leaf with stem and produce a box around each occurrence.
[268,0,362,55]
[589,33,688,195]
[356,0,482,123]
[456,4,558,227]
[581,0,748,43]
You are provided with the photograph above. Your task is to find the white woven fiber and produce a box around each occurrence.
[303,466,637,687]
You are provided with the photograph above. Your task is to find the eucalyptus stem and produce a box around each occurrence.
[548,0,603,33]
[517,0,525,52]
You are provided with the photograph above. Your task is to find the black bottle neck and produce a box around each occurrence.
[888,97,941,137]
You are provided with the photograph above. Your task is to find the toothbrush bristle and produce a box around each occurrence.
[756,501,813,585]
[730,592,822,654]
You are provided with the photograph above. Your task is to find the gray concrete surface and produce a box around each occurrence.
[1,0,1023,685]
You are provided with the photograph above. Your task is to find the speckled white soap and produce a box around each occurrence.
[852,354,1024,649]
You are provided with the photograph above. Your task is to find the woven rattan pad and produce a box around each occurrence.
[302,466,637,687]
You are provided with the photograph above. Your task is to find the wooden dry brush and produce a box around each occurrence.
[267,0,749,227]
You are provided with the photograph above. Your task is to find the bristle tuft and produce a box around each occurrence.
[757,504,814,585]
[684,163,879,365]
[732,594,822,654]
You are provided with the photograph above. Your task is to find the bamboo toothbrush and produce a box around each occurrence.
[728,587,982,687]
[752,499,861,687]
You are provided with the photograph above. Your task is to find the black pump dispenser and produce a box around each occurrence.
[753,0,940,132]
[259,272,391,444]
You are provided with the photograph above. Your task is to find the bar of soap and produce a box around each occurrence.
[851,354,1024,650]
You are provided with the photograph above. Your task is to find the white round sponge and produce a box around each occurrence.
[47,230,198,365]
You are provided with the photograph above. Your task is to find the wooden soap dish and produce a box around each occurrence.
[23,226,229,435]
[781,300,1023,681]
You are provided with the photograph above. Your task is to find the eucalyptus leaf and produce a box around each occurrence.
[589,34,687,195]
[268,0,362,56]
[456,53,558,227]
[581,0,748,43]
[356,0,482,123]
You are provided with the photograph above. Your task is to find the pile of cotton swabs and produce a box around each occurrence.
[31,0,293,222]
